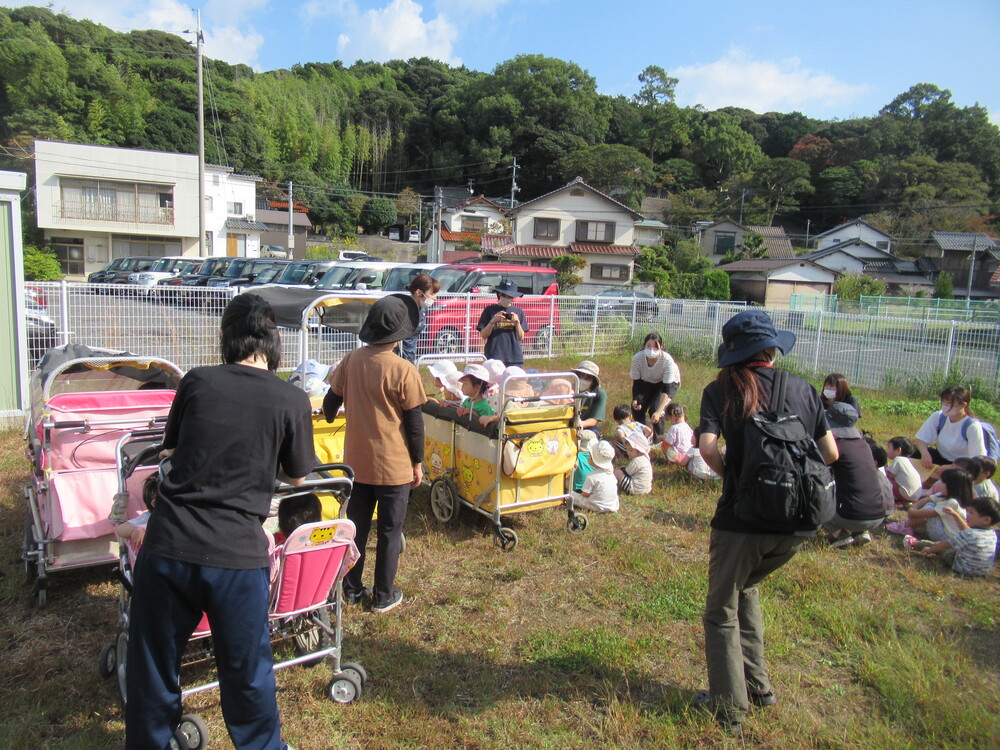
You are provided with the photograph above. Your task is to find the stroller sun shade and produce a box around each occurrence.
[249,287,378,334]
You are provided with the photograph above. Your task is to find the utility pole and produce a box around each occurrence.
[805,219,811,249]
[195,10,205,257]
[738,188,746,225]
[966,235,978,302]
[433,186,443,263]
[287,181,294,257]
[509,157,518,208]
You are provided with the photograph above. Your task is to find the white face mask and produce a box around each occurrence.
[941,403,955,417]
[423,295,436,308]
[823,388,837,400]
[644,348,660,359]
[578,377,592,390]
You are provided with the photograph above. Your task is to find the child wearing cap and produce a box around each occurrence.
[455,363,495,425]
[572,440,619,513]
[573,430,598,492]
[426,359,460,404]
[542,378,574,405]
[484,359,507,413]
[615,430,653,495]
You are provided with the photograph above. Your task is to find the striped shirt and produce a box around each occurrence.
[948,528,998,577]
[630,350,680,386]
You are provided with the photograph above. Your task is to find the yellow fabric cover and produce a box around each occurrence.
[502,429,577,479]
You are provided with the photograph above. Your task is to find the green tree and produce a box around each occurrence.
[558,144,654,209]
[549,254,586,294]
[934,271,954,299]
[719,232,768,265]
[395,187,421,226]
[22,245,62,280]
[692,112,765,186]
[359,197,397,234]
[750,158,814,224]
[630,65,687,163]
[833,273,885,300]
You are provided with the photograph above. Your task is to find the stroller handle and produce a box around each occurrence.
[312,462,355,480]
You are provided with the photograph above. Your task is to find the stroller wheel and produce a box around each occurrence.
[33,578,47,607]
[174,714,209,750]
[429,478,459,524]
[328,672,362,704]
[568,514,588,533]
[115,630,129,704]
[98,643,116,678]
[493,526,518,551]
[339,661,367,688]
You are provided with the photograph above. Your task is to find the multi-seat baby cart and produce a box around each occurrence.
[101,430,367,749]
[22,344,184,605]
[421,369,588,550]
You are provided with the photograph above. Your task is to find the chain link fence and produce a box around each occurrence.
[25,281,1000,394]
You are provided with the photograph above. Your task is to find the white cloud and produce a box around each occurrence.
[301,0,460,65]
[0,1,265,67]
[674,48,868,115]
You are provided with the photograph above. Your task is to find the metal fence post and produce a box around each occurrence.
[589,300,598,356]
[59,279,71,346]
[813,310,824,375]
[547,294,555,358]
[711,302,720,354]
[944,322,955,380]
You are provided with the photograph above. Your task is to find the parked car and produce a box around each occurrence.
[156,256,239,302]
[263,259,341,289]
[575,288,661,324]
[25,296,58,366]
[381,263,443,292]
[87,257,129,286]
[408,229,421,242]
[260,245,289,259]
[241,261,294,289]
[313,261,402,293]
[127,256,197,295]
[425,263,559,354]
[106,256,160,288]
[205,258,287,290]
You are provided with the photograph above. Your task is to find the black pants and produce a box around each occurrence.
[631,379,678,439]
[344,481,410,605]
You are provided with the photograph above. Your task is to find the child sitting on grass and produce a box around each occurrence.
[885,436,923,506]
[573,430,598,493]
[615,430,653,495]
[974,456,998,501]
[660,402,694,464]
[114,473,159,551]
[905,495,1000,577]
[612,404,653,458]
[572,440,619,513]
[890,468,973,540]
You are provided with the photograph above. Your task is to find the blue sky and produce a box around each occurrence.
[4,0,999,122]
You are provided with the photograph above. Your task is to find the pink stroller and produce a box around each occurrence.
[101,441,365,750]
[22,344,183,605]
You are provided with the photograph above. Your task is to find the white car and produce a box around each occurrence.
[128,256,198,295]
[408,229,421,242]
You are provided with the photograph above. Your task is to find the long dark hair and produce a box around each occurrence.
[940,467,974,506]
[220,293,281,371]
[716,348,774,424]
[823,373,853,403]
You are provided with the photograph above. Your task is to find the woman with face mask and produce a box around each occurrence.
[571,360,607,438]
[396,273,441,364]
[914,386,986,470]
[820,373,861,419]
[628,332,681,440]
[477,278,528,366]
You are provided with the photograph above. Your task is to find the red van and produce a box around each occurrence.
[425,263,559,354]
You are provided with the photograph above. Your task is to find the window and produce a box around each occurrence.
[590,263,629,281]
[204,196,213,212]
[226,201,243,215]
[714,231,736,255]
[534,218,560,240]
[575,221,615,243]
[875,240,889,250]
[205,231,213,255]
[59,178,174,225]
[109,234,182,258]
[51,237,85,275]
[462,216,485,233]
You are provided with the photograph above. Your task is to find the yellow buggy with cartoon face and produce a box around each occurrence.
[421,371,589,550]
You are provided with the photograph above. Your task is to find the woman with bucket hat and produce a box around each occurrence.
[695,310,838,733]
[477,278,529,366]
[323,294,425,613]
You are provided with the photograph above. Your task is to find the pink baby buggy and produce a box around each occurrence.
[101,437,365,749]
[22,344,183,605]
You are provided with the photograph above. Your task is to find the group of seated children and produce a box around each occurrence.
[878,441,1000,576]
[610,402,719,482]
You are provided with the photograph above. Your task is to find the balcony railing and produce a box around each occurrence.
[55,201,174,225]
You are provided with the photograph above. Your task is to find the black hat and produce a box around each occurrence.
[492,278,523,298]
[826,401,862,439]
[358,294,419,345]
[717,310,796,368]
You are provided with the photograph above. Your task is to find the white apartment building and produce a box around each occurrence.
[34,140,265,278]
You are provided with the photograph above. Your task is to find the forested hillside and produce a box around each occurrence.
[1,5,998,250]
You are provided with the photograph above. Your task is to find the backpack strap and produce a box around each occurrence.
[936,412,947,435]
[960,416,972,441]
[771,368,789,417]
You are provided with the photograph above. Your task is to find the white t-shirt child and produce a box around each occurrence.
[574,470,619,513]
[886,456,922,501]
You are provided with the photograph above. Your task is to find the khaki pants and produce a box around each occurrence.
[703,528,804,723]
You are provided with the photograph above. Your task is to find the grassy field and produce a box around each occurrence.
[1,355,998,749]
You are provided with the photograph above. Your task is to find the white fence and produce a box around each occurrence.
[25,281,1000,393]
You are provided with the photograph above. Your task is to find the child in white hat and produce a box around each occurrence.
[572,440,619,513]
[427,359,460,404]
[616,430,653,495]
[455,363,495,425]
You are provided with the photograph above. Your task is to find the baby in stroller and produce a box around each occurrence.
[114,473,159,551]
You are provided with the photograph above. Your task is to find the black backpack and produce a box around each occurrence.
[734,369,835,533]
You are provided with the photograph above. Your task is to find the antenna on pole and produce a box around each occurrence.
[184,10,206,257]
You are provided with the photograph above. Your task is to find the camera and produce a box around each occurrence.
[504,312,514,320]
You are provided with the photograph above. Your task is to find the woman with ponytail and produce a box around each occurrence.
[629,332,681,439]
[126,293,314,750]
[695,310,837,734]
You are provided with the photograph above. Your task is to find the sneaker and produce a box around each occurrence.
[749,691,777,707]
[854,531,872,547]
[830,534,855,549]
[903,534,920,550]
[372,588,403,613]
[343,587,371,606]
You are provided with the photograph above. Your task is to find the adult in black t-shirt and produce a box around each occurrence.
[697,310,837,734]
[476,277,528,366]
[125,294,314,750]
